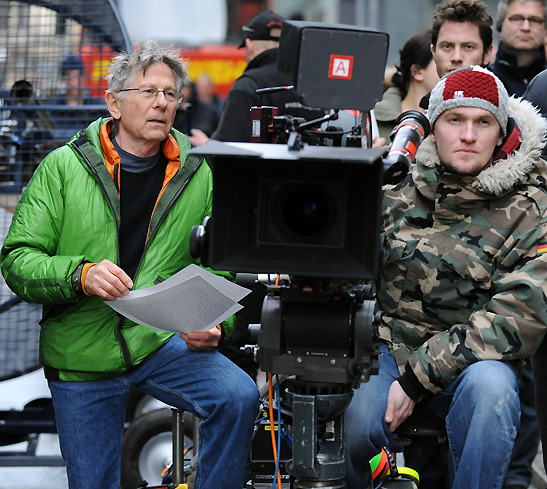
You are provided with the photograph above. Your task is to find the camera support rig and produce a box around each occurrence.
[189,106,429,487]
[189,140,386,489]
[248,277,380,488]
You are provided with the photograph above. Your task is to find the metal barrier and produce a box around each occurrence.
[0,0,131,467]
[0,0,131,358]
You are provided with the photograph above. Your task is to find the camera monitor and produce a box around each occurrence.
[190,141,385,279]
[278,21,389,111]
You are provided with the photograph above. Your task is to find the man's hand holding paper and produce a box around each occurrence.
[106,264,250,335]
[180,326,222,351]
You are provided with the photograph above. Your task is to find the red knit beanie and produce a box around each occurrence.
[427,65,509,135]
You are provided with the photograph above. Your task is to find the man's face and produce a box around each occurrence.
[64,69,83,91]
[110,62,178,156]
[500,0,546,52]
[432,21,493,77]
[431,106,503,176]
[244,27,281,63]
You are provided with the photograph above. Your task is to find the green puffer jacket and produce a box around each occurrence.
[377,97,547,400]
[1,118,235,381]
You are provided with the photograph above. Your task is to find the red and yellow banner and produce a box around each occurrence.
[181,45,247,98]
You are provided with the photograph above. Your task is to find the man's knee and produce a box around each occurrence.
[219,370,259,413]
[454,361,519,419]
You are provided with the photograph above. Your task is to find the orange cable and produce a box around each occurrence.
[268,372,283,489]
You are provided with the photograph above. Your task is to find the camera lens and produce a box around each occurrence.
[258,179,344,247]
[281,185,331,238]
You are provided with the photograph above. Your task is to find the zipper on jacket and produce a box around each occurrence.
[70,136,134,370]
[132,187,183,278]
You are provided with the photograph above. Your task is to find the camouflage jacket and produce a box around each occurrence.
[378,97,547,400]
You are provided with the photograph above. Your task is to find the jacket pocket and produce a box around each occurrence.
[440,249,492,284]
[439,248,493,313]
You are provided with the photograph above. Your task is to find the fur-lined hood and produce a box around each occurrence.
[415,96,547,196]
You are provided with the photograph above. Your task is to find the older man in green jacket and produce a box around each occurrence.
[1,41,258,489]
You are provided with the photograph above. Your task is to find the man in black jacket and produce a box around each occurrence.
[523,70,547,477]
[491,5,547,489]
[189,10,322,144]
[491,0,547,97]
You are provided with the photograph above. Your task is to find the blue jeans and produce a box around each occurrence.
[344,341,520,489]
[48,335,259,489]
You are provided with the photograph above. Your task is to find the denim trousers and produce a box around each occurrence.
[344,341,520,489]
[48,335,259,489]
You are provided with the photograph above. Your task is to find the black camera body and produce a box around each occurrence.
[191,141,386,280]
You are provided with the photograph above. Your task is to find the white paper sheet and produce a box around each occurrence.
[107,264,251,334]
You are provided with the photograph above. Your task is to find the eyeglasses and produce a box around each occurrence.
[119,87,182,104]
[507,14,545,26]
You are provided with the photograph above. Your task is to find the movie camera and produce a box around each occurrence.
[190,20,430,489]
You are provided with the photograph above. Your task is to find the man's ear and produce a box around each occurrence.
[244,38,255,61]
[105,91,121,120]
[482,44,494,66]
[429,127,436,144]
[497,135,504,147]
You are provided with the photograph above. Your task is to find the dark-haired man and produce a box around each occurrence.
[431,0,494,77]
[419,0,494,111]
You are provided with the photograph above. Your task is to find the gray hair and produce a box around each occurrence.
[497,0,547,26]
[106,40,189,98]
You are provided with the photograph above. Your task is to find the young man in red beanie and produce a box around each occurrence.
[344,65,547,489]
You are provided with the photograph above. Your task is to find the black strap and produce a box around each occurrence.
[72,132,104,169]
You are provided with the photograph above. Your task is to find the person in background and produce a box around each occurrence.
[431,0,494,76]
[374,30,439,142]
[53,55,92,106]
[0,40,258,489]
[194,72,223,118]
[189,10,325,383]
[420,0,494,110]
[189,10,323,145]
[173,81,220,137]
[344,65,547,489]
[491,0,547,97]
[51,55,105,129]
[522,69,547,476]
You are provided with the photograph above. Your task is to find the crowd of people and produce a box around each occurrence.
[3,1,547,489]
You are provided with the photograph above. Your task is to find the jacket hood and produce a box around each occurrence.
[416,96,547,196]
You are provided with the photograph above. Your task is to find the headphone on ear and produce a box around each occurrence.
[496,18,504,32]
